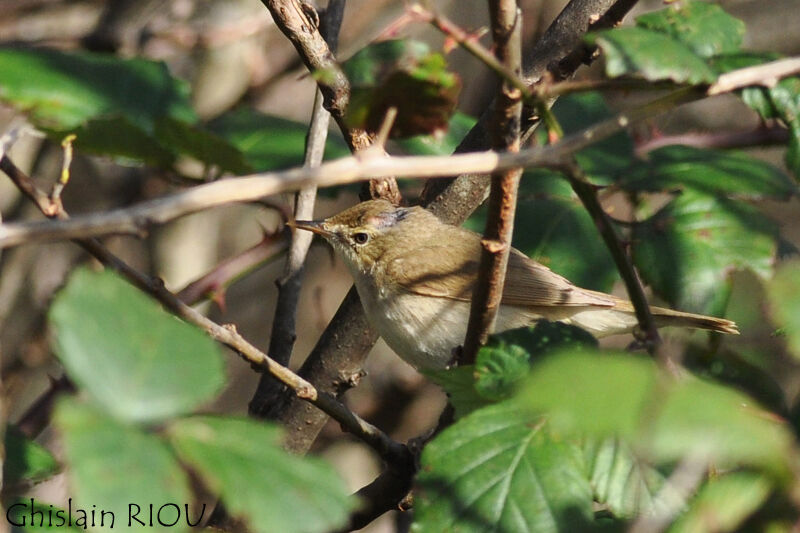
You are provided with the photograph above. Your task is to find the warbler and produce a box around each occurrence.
[293,200,738,369]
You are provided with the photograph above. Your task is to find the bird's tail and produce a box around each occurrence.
[649,305,739,334]
[565,297,739,337]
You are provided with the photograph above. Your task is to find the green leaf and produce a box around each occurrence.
[423,365,491,419]
[548,92,636,183]
[54,399,193,533]
[49,268,224,423]
[523,351,658,438]
[4,425,59,486]
[0,47,195,131]
[209,108,349,171]
[0,47,248,172]
[768,261,800,359]
[669,472,771,533]
[635,1,745,58]
[395,112,476,155]
[473,339,530,402]
[633,190,778,315]
[154,117,251,174]
[341,39,460,138]
[621,146,796,199]
[585,438,682,519]
[167,416,353,533]
[414,401,593,532]
[521,351,795,477]
[8,501,85,532]
[588,27,717,84]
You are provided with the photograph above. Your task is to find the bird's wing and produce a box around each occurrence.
[386,244,615,308]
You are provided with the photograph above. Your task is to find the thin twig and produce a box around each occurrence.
[461,1,524,365]
[561,160,661,350]
[250,0,345,418]
[708,56,800,95]
[176,231,289,306]
[412,4,561,136]
[0,155,410,468]
[635,125,790,156]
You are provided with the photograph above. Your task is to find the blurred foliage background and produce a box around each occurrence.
[1,0,800,531]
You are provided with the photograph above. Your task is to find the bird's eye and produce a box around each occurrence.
[353,232,369,245]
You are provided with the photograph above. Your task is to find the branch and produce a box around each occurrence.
[250,0,345,417]
[0,155,410,468]
[561,160,661,350]
[461,1,524,364]
[708,56,800,95]
[0,88,709,249]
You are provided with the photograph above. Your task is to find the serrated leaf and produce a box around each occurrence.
[341,39,460,138]
[55,399,193,533]
[521,351,795,477]
[49,268,224,423]
[585,438,682,519]
[635,1,745,58]
[423,366,490,420]
[167,416,353,533]
[208,108,349,171]
[633,190,778,315]
[588,27,717,84]
[669,472,772,533]
[414,401,593,532]
[4,425,59,486]
[621,146,796,199]
[474,340,530,402]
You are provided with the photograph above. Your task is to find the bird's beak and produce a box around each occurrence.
[289,219,333,238]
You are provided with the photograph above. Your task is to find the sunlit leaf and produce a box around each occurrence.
[168,416,354,533]
[587,27,716,84]
[633,190,778,316]
[636,1,745,58]
[414,401,593,532]
[55,400,193,533]
[4,425,59,486]
[49,269,224,423]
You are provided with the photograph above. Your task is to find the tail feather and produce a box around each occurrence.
[649,305,739,334]
[565,297,739,336]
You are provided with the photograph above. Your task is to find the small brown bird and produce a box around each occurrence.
[293,200,738,370]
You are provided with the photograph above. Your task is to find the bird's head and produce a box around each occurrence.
[292,199,428,275]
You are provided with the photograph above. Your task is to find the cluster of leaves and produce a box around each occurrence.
[8,269,354,533]
[417,310,799,532]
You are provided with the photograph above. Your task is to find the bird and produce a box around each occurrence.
[292,199,738,370]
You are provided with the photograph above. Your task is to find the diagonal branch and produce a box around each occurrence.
[0,155,410,468]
